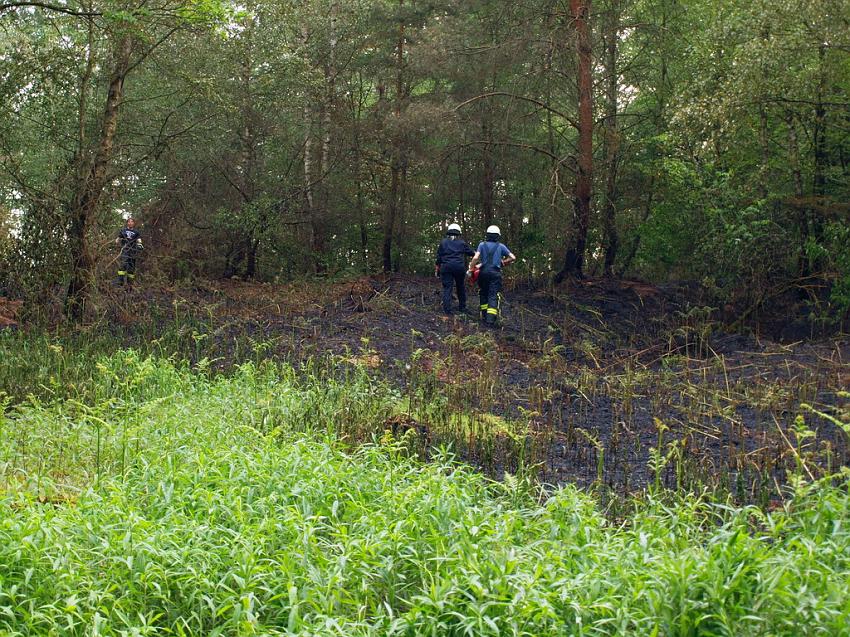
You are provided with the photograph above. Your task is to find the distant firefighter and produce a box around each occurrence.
[468,225,516,326]
[435,223,475,316]
[115,217,143,288]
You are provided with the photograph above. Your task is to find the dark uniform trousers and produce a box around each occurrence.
[478,267,502,323]
[118,252,137,282]
[117,228,141,286]
[440,263,467,313]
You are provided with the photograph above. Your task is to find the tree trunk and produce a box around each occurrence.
[66,34,133,319]
[457,153,466,229]
[357,178,368,272]
[757,103,769,199]
[393,164,408,272]
[756,26,770,200]
[312,4,337,273]
[618,0,667,279]
[786,111,805,267]
[245,238,258,278]
[786,113,804,200]
[350,72,369,272]
[813,45,827,202]
[303,101,316,266]
[481,117,494,226]
[808,44,827,273]
[382,164,398,273]
[602,0,620,277]
[240,21,258,278]
[383,1,405,273]
[555,0,592,283]
[301,26,319,272]
[508,189,522,241]
[618,176,654,277]
[77,12,94,150]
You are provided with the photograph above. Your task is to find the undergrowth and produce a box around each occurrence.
[1,338,850,635]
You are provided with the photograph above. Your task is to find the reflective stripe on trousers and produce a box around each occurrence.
[478,268,502,322]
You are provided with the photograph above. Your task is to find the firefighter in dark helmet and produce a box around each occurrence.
[468,225,516,325]
[115,217,143,288]
[435,223,475,315]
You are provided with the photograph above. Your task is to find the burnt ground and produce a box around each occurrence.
[105,275,850,501]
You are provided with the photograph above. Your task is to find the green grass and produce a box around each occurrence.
[1,342,850,635]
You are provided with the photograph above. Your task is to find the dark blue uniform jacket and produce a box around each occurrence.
[436,237,475,269]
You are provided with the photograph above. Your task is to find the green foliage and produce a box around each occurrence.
[1,344,850,634]
[1,0,848,321]
[631,155,705,278]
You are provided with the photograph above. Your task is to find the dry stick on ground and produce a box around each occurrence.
[772,414,816,482]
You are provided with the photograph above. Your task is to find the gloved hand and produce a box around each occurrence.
[136,238,144,250]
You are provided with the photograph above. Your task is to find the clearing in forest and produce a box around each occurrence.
[74,275,850,502]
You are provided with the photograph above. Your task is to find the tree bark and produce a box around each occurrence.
[602,0,620,277]
[618,176,654,277]
[383,1,405,273]
[457,153,466,229]
[813,45,827,201]
[808,43,827,273]
[757,103,769,199]
[245,237,259,278]
[787,112,807,276]
[66,33,133,319]
[786,112,804,199]
[555,0,592,283]
[481,117,494,226]
[393,163,407,272]
[312,3,337,272]
[757,26,770,200]
[382,173,396,273]
[303,105,316,265]
[240,19,258,278]
[77,10,94,149]
[350,71,369,272]
[357,177,368,271]
[301,25,318,272]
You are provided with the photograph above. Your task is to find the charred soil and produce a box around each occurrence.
[101,275,850,502]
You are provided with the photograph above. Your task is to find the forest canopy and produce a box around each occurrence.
[1,0,848,319]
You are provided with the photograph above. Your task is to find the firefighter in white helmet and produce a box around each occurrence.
[468,225,516,325]
[435,223,475,315]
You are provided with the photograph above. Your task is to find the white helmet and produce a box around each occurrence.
[447,223,461,235]
[486,225,500,235]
